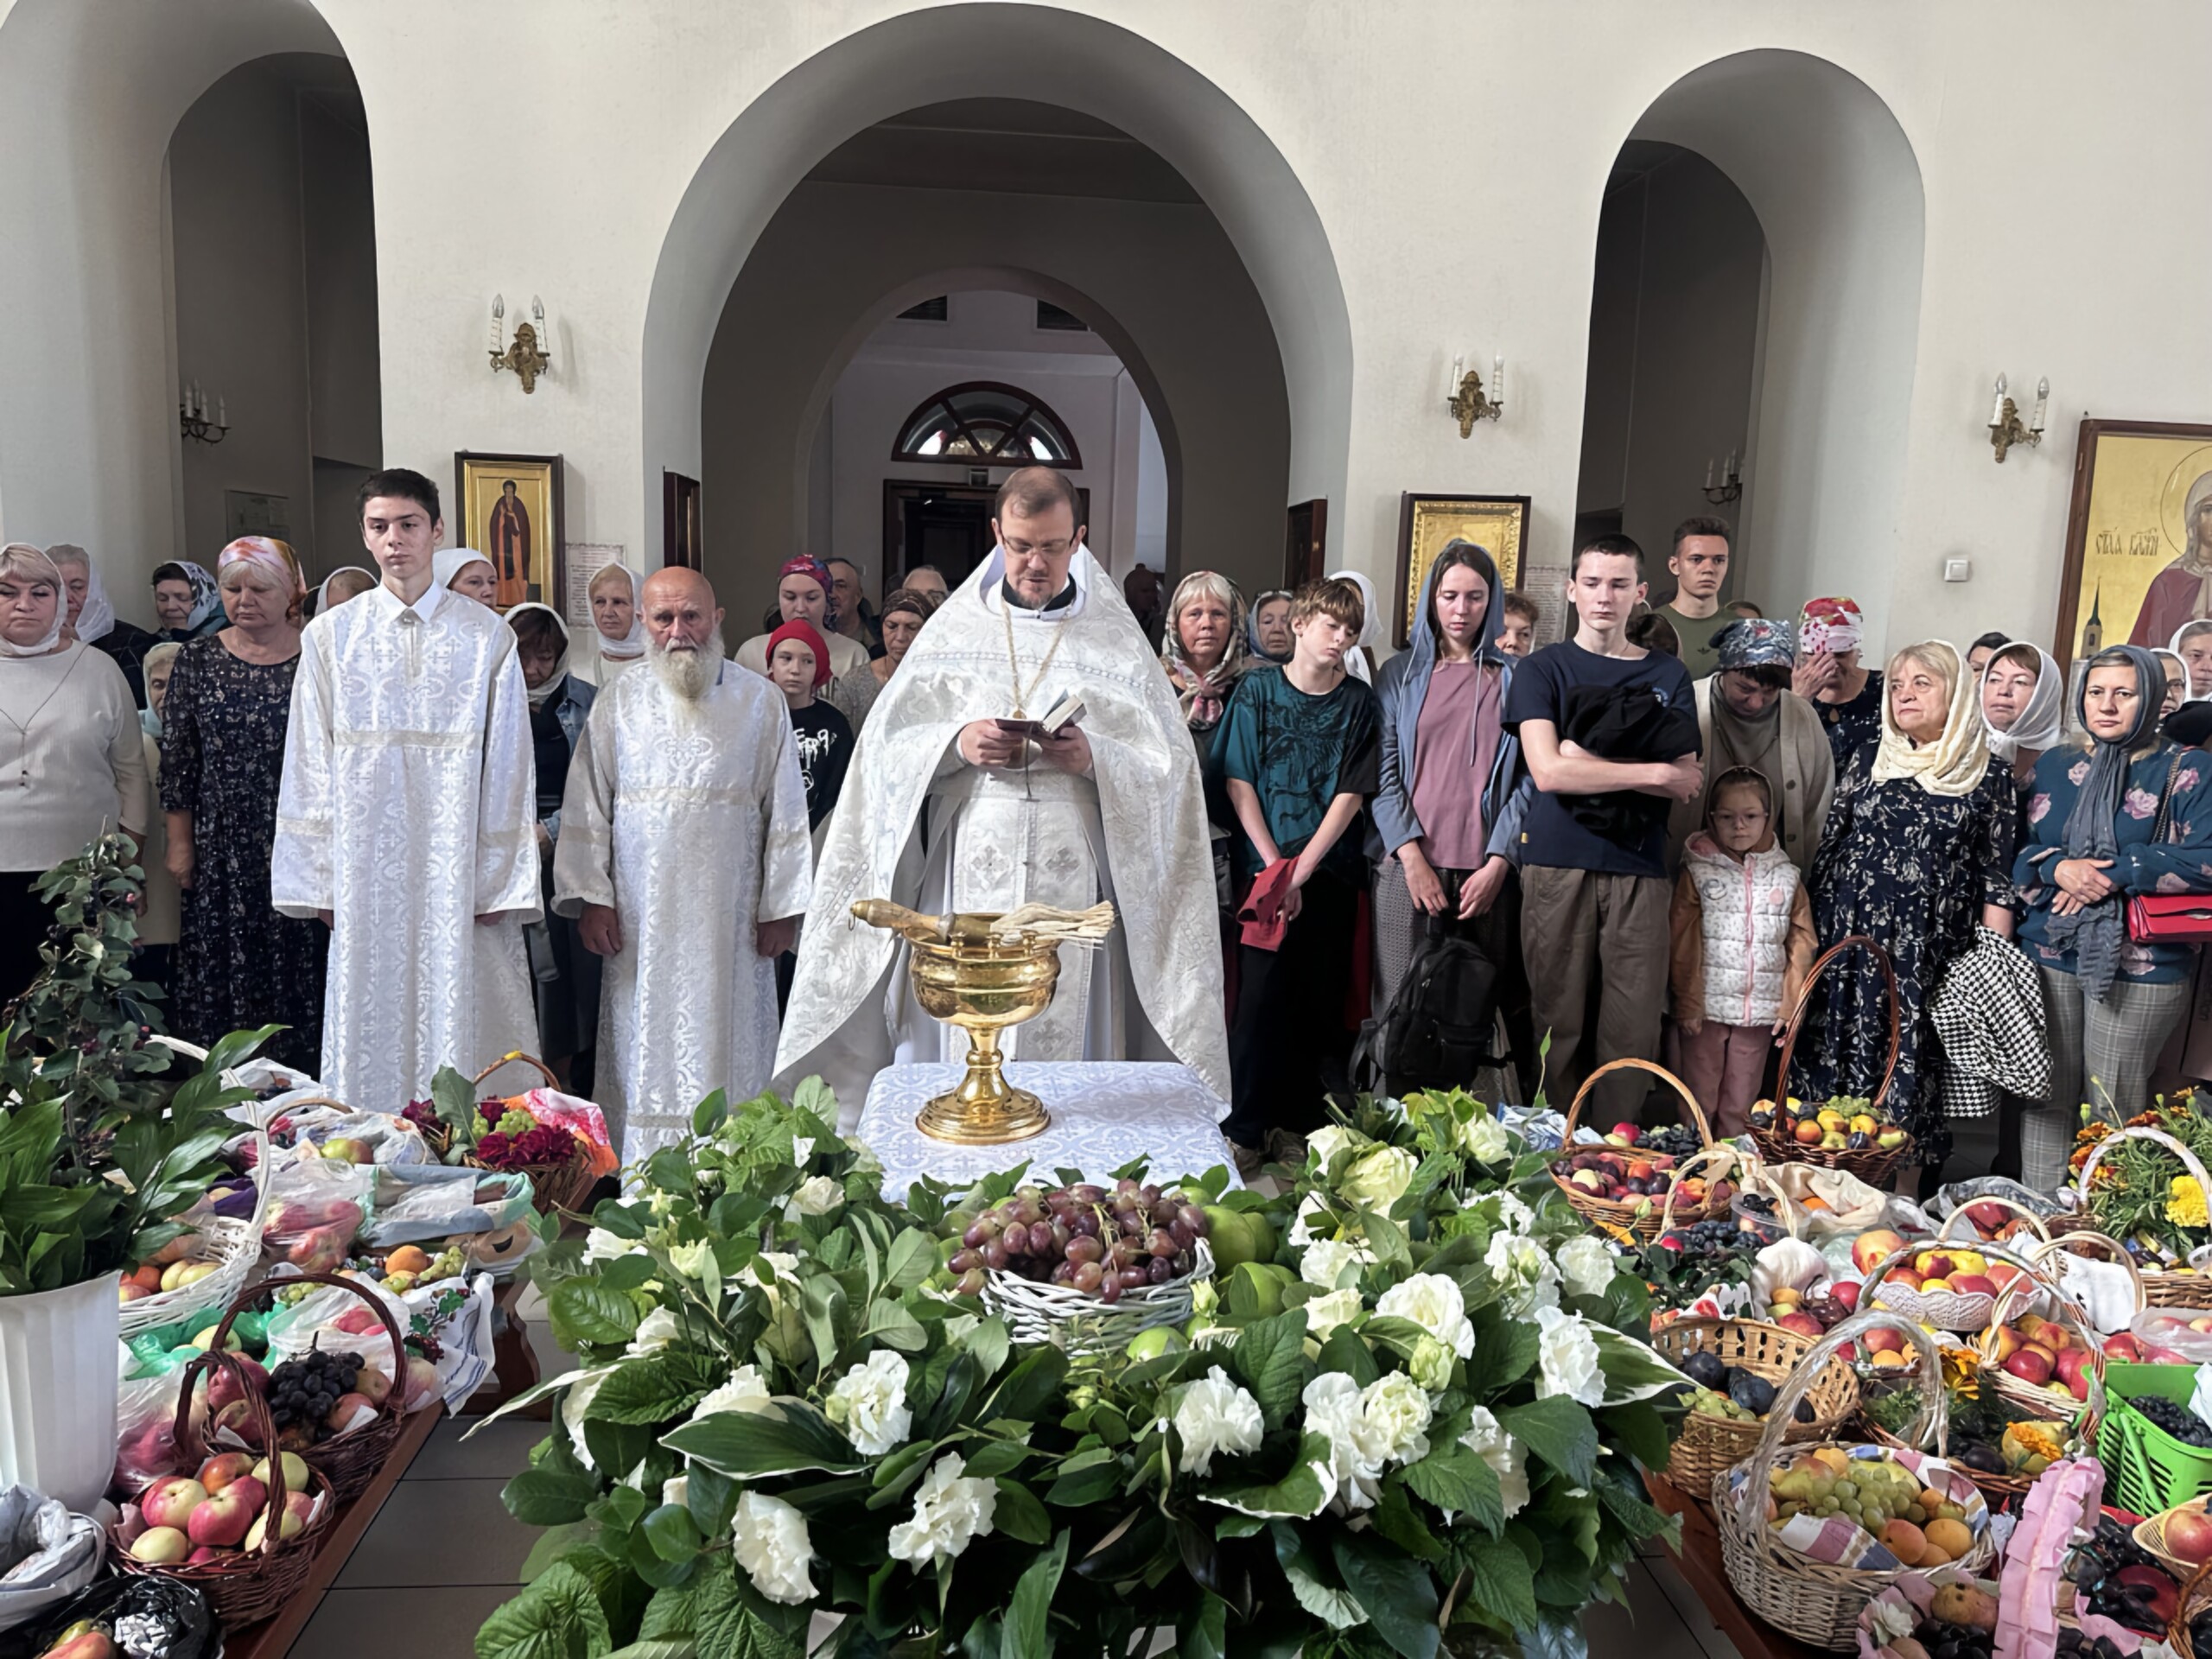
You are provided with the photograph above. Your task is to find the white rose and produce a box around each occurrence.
[1304,1288,1364,1341]
[1491,1191,1535,1231]
[1306,1125,1363,1167]
[1459,1405,1530,1517]
[1534,1306,1605,1407]
[584,1226,639,1262]
[691,1363,773,1421]
[1300,1373,1385,1515]
[740,1251,800,1309]
[1459,1110,1511,1164]
[1287,1193,1330,1247]
[886,1453,998,1567]
[731,1491,817,1605]
[661,1473,690,1510]
[1484,1231,1560,1316]
[1173,1367,1266,1476]
[785,1174,845,1217]
[1358,1371,1433,1465]
[627,1305,682,1356]
[1339,1146,1418,1211]
[825,1351,912,1456]
[1373,1273,1475,1361]
[1300,1238,1371,1291]
[1555,1235,1618,1300]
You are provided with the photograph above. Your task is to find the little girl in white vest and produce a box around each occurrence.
[1668,767,1819,1134]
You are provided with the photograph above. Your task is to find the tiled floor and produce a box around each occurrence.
[283,1299,1744,1659]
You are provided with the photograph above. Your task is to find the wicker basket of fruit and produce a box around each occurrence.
[1757,935,1916,1184]
[111,1349,336,1628]
[1652,1317,1859,1495]
[1549,1058,1735,1243]
[117,1118,273,1342]
[1974,1269,2107,1434]
[2171,1552,2212,1659]
[402,1054,597,1216]
[2064,1126,2212,1305]
[2135,1497,2212,1583]
[949,1178,1217,1354]
[1713,1312,1997,1651]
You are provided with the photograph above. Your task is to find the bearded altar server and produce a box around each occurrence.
[554,567,813,1160]
[774,467,1229,1123]
[272,469,538,1109]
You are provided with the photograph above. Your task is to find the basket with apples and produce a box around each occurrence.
[1756,935,1917,1185]
[116,1122,273,1343]
[1548,1058,1738,1243]
[1853,1219,2041,1335]
[1974,1274,2110,1433]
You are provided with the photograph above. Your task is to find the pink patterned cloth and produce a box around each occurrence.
[1996,1459,2107,1659]
[217,535,305,597]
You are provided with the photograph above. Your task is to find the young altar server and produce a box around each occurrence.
[271,469,539,1109]
[553,566,813,1162]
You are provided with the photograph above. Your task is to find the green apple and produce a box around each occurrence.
[1203,1206,1274,1271]
[1226,1261,1291,1318]
[1124,1325,1188,1362]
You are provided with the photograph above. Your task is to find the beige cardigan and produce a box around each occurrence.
[0,643,149,870]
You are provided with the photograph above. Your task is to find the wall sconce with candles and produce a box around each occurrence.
[178,379,229,446]
[1702,450,1743,505]
[1988,373,2048,463]
[1444,351,1504,437]
[489,293,553,393]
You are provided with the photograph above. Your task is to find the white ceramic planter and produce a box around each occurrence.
[0,1272,121,1511]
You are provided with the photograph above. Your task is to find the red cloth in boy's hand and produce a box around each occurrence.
[1237,859,1299,951]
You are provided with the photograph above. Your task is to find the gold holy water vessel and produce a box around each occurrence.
[851,899,1062,1144]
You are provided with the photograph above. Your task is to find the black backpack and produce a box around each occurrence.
[1355,931,1501,1096]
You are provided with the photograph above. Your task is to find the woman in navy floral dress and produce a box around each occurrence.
[1792,641,2018,1173]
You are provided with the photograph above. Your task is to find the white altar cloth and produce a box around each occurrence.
[855,1060,1239,1202]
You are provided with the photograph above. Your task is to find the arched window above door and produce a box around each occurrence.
[891,382,1083,467]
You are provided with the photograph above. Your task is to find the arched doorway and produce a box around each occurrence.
[643,5,1351,612]
[1576,50,1925,638]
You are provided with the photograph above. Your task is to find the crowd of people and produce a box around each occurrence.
[8,469,2212,1198]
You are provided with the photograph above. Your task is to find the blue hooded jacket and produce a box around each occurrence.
[1370,542,1522,863]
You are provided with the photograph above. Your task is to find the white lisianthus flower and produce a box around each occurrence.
[562,1369,610,1470]
[1300,1237,1372,1291]
[1459,1406,1530,1517]
[1300,1373,1385,1515]
[1459,1110,1511,1164]
[691,1363,773,1421]
[1408,1335,1456,1394]
[1484,1231,1560,1316]
[1555,1235,1618,1300]
[785,1174,844,1217]
[1491,1190,1536,1231]
[1339,1146,1419,1211]
[1304,1287,1363,1341]
[1173,1367,1266,1476]
[584,1226,639,1262]
[1358,1371,1433,1465]
[667,1239,715,1283]
[731,1491,817,1605]
[791,1135,816,1166]
[627,1305,682,1355]
[662,1473,690,1510]
[825,1351,912,1455]
[1534,1305,1605,1407]
[886,1453,998,1567]
[1306,1125,1363,1167]
[1374,1272,1476,1360]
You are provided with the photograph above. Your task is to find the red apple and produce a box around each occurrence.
[187,1488,254,1548]
[2105,1332,2145,1362]
[206,1356,268,1413]
[197,1451,257,1492]
[2167,1510,2212,1567]
[2055,1348,2094,1402]
[2003,1347,2054,1385]
[139,1475,207,1531]
[1965,1200,2012,1234]
[325,1392,376,1435]
[1777,1312,1825,1340]
[403,1355,441,1412]
[1948,1274,1998,1297]
[1865,1325,1907,1356]
[1610,1122,1642,1145]
[1986,1262,2023,1289]
[1886,1268,1925,1293]
[1827,1281,1860,1313]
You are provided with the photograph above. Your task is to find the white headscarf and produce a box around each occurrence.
[2169,619,2212,702]
[434,548,494,595]
[1871,639,1991,798]
[505,601,572,709]
[0,543,67,658]
[2156,647,2190,711]
[44,544,113,643]
[1981,642,2064,762]
[314,565,376,616]
[588,563,647,661]
[1326,568,1382,683]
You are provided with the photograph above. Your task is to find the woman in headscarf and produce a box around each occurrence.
[1369,539,1535,1094]
[160,537,324,1071]
[1160,570,1252,749]
[149,560,225,642]
[0,544,149,1004]
[1793,640,2018,1181]
[1326,568,1383,683]
[312,565,377,617]
[577,561,647,683]
[1666,616,1835,871]
[506,601,601,1094]
[1247,588,1294,664]
[2170,619,2212,702]
[434,547,499,606]
[48,544,156,704]
[826,585,936,735]
[1794,596,1885,770]
[736,556,869,678]
[1980,639,2066,804]
[2014,645,2212,1185]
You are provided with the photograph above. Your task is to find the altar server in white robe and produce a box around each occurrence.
[553,567,813,1160]
[272,468,539,1109]
[774,467,1229,1127]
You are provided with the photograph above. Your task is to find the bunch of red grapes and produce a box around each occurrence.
[947,1179,1210,1303]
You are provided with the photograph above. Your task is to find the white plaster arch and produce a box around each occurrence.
[1624,48,1926,637]
[0,0,346,588]
[641,3,1352,575]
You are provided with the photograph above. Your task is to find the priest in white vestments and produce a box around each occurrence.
[774,467,1229,1126]
[271,470,539,1110]
[553,568,814,1162]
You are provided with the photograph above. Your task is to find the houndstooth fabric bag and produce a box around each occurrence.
[1932,924,2051,1118]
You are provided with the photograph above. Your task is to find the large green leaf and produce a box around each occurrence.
[474,1560,615,1659]
[1497,1397,1598,1486]
[1332,1529,1440,1659]
[1397,1444,1503,1536]
[590,1357,709,1427]
[663,1402,864,1478]
[505,1466,607,1527]
[1000,1531,1070,1659]
[1590,1325,1692,1404]
[693,1562,806,1659]
[1227,1312,1307,1423]
[552,1281,644,1348]
[1202,1434,1332,1518]
[991,1478,1052,1545]
[1271,1524,1363,1630]
[1454,1534,1539,1632]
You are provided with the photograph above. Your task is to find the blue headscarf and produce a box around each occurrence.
[2049,644,2167,1000]
[1370,541,1511,855]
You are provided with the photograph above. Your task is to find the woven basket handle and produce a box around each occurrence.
[472,1051,560,1092]
[1656,1143,1746,1235]
[2171,1552,2212,1657]
[2072,1124,2212,1214]
[167,1348,290,1558]
[1559,1057,1715,1148]
[1771,933,1904,1116]
[1937,1195,2051,1245]
[1979,1268,2109,1434]
[2027,1229,2146,1319]
[194,1268,412,1442]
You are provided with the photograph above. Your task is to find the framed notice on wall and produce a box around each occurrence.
[1393,493,1529,648]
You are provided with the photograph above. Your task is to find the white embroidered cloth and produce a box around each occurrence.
[855,1060,1240,1202]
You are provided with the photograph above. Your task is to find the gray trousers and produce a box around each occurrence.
[2022,965,2191,1191]
[1520,865,1671,1123]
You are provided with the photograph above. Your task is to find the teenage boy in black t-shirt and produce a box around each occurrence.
[1502,535,1703,1122]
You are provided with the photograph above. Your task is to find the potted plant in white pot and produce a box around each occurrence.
[0,834,268,1510]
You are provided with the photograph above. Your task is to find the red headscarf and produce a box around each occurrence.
[767,618,831,688]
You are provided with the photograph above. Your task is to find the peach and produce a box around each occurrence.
[1882,1519,1926,1560]
[1795,1118,1827,1146]
[139,1476,206,1531]
[1990,1326,2023,1363]
[197,1452,257,1492]
[1864,1325,1907,1355]
[1924,1517,1973,1560]
[1948,1274,1997,1297]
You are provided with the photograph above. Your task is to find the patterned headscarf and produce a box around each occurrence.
[218,536,306,600]
[1872,640,1990,798]
[1160,570,1250,731]
[156,561,224,634]
[1714,616,1796,671]
[779,557,832,624]
[1798,596,1865,658]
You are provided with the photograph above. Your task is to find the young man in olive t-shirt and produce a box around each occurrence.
[1656,515,1737,674]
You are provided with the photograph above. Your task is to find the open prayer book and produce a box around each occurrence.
[991,689,1085,741]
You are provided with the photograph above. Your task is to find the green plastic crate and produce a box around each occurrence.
[2096,1360,2212,1516]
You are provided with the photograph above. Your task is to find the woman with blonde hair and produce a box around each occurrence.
[161,537,325,1069]
[48,543,157,704]
[1160,569,1251,746]
[579,560,649,683]
[1793,640,2018,1179]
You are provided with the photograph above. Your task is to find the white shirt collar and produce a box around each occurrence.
[375,576,448,623]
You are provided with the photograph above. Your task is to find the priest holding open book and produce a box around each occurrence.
[774,467,1230,1123]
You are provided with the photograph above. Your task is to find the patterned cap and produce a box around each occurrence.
[1715,616,1796,671]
